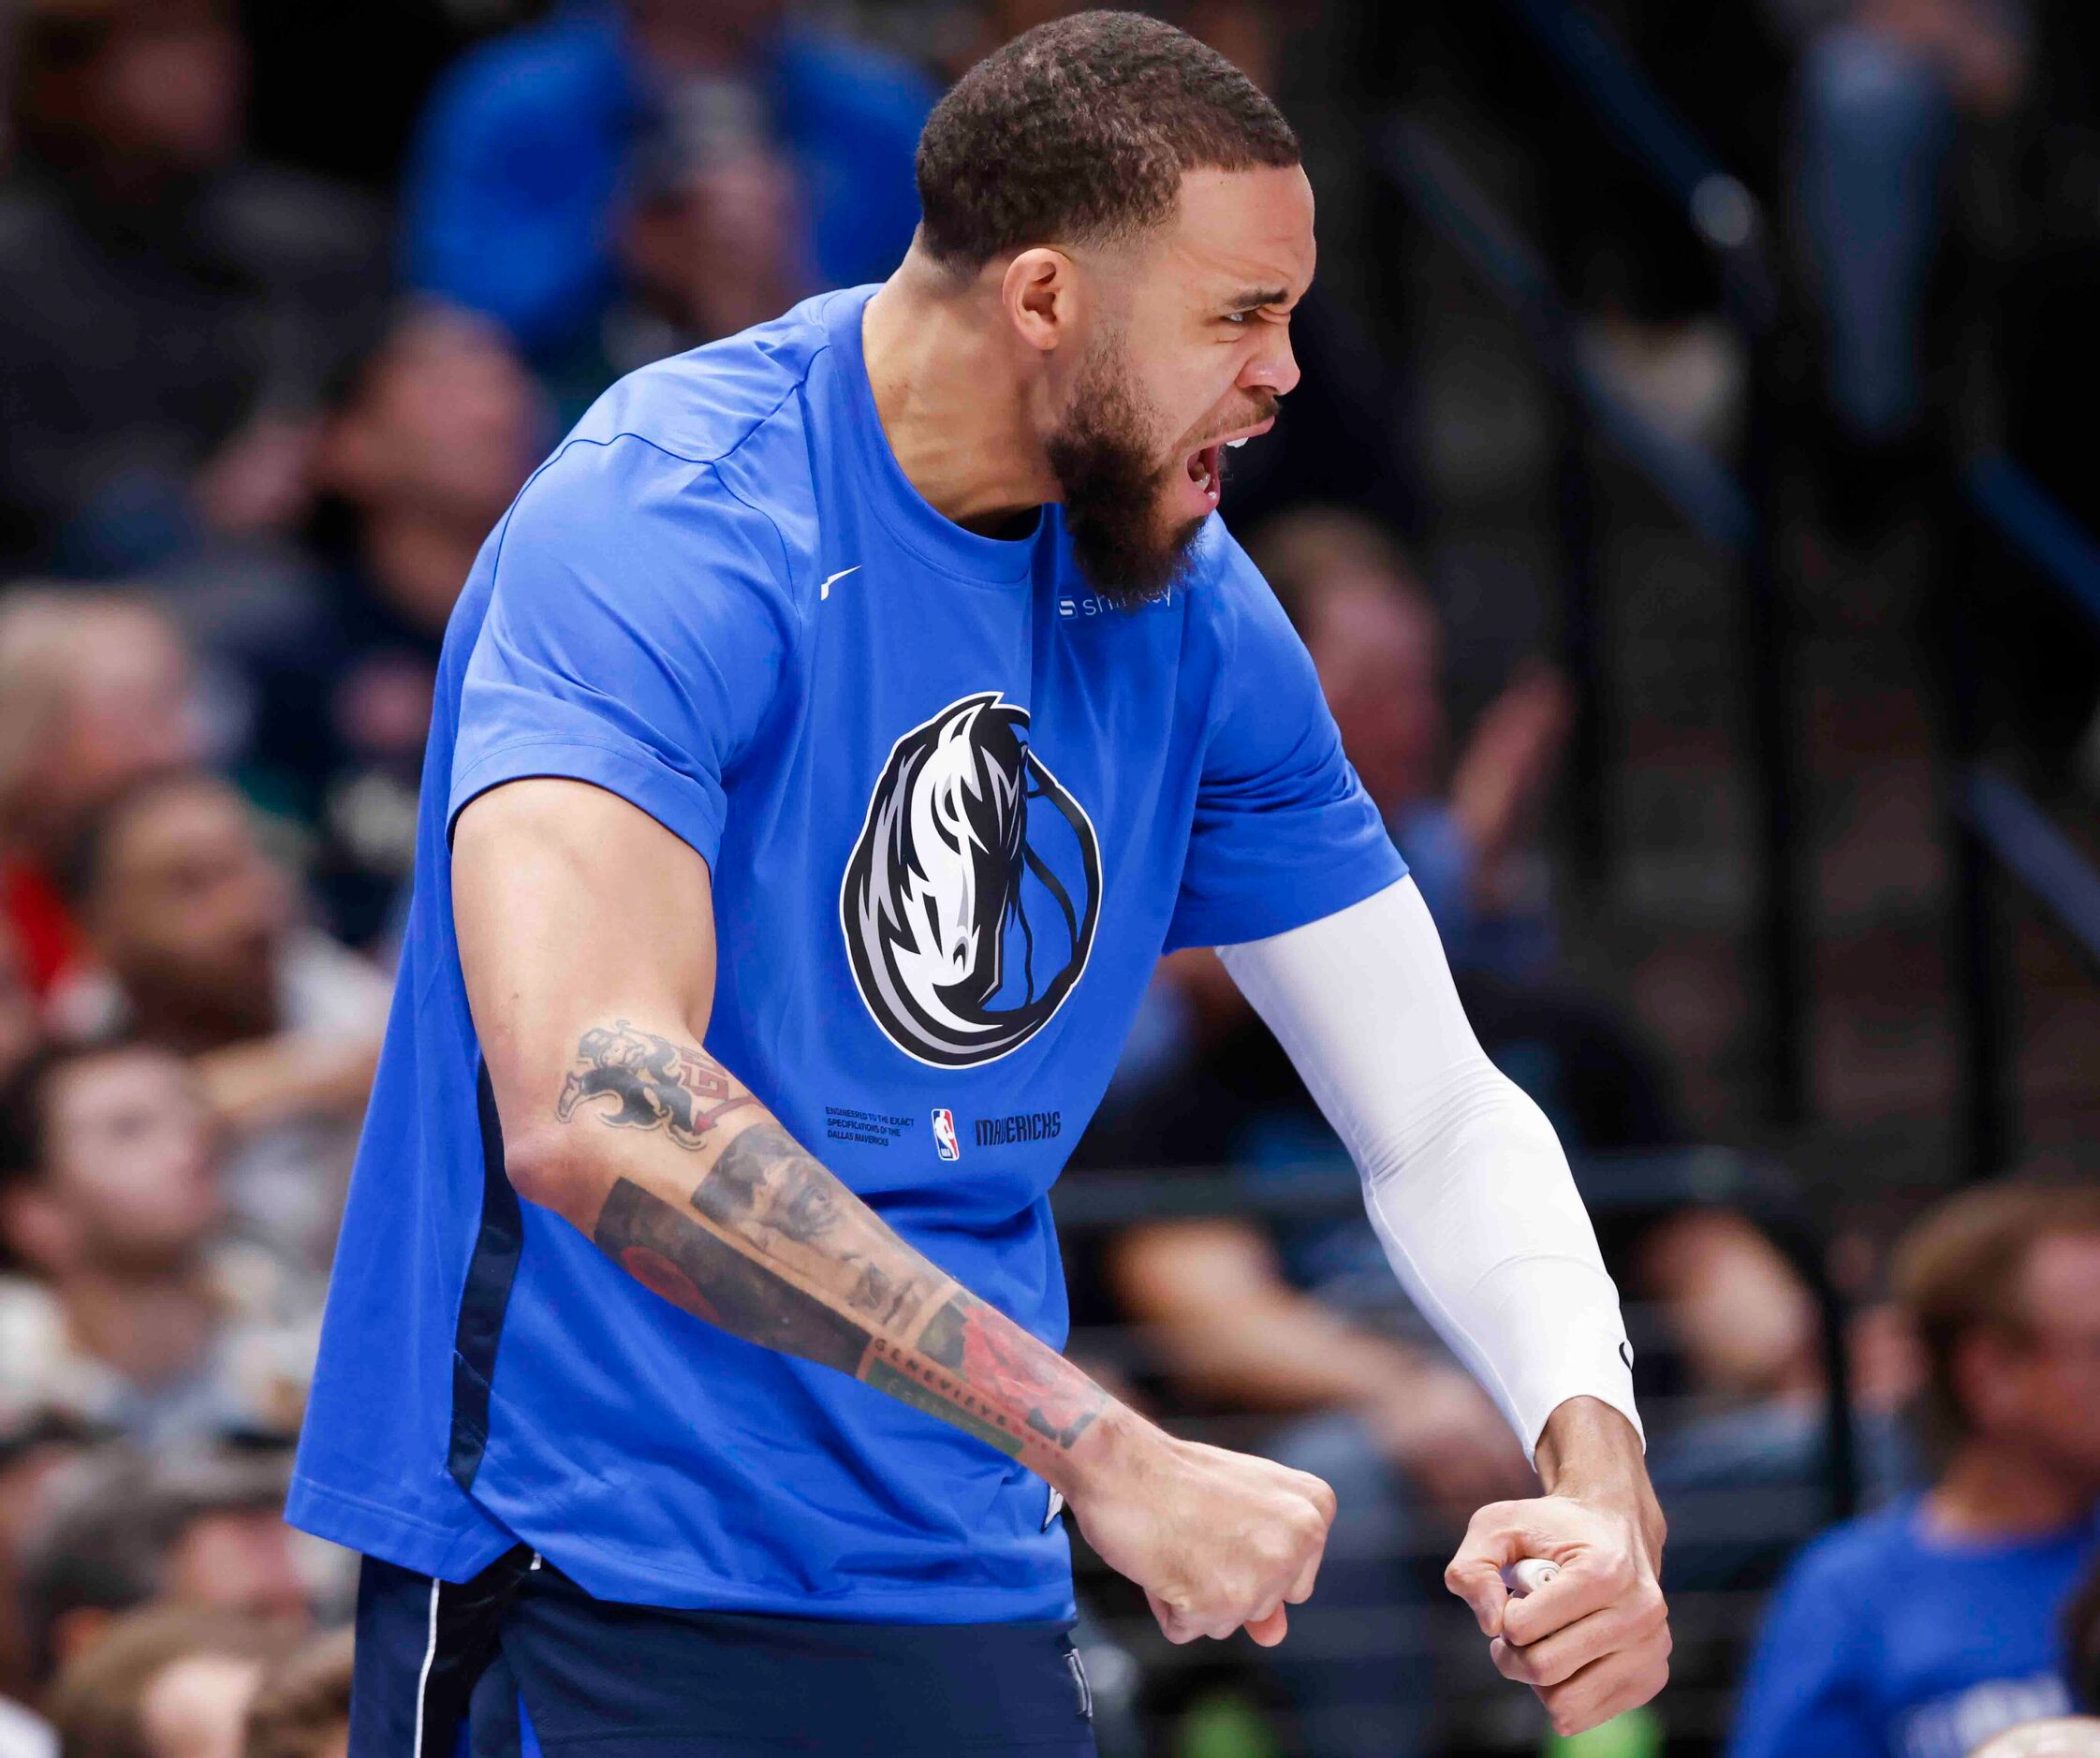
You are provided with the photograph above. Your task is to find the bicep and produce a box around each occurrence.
[452,778,718,1184]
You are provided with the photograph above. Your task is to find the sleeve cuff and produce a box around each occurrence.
[1166,841,1408,953]
[448,737,728,871]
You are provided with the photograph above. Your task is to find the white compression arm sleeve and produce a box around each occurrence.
[1215,875,1641,1462]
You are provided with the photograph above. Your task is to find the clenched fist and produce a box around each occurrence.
[1444,1399,1671,1738]
[1068,1417,1336,1647]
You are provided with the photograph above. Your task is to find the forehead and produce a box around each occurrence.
[112,783,249,863]
[49,1048,190,1126]
[2022,1231,2100,1326]
[1152,163,1315,299]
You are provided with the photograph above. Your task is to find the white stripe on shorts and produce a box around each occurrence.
[410,1575,442,1758]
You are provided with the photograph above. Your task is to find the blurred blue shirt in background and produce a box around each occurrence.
[402,1,933,361]
[1730,1495,2098,1758]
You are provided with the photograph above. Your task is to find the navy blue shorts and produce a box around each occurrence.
[348,1547,1100,1757]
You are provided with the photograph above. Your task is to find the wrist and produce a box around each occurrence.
[1535,1397,1665,1561]
[1058,1397,1167,1507]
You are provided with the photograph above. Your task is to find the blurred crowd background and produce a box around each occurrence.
[1,0,2098,1754]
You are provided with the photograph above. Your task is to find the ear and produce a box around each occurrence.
[0,1184,76,1277]
[1000,248,1082,356]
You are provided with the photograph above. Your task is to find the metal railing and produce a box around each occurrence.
[1371,1,1809,1127]
[1946,453,2100,1177]
[1382,0,2100,1169]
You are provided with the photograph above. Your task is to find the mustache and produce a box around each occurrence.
[1188,396,1280,451]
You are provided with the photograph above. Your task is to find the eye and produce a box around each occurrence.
[1223,310,1254,327]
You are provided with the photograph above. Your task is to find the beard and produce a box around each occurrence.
[1045,338,1209,610]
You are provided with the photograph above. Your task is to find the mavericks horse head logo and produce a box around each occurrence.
[841,693,1102,1068]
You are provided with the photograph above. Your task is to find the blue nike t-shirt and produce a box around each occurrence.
[288,286,1405,1620]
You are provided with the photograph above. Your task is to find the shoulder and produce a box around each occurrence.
[517,297,843,577]
[567,294,836,485]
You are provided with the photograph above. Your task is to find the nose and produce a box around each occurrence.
[1241,324,1301,402]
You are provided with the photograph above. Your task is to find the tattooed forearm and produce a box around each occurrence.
[556,1020,757,1148]
[843,1255,924,1326]
[698,1125,842,1242]
[558,1020,1112,1480]
[916,1290,1106,1449]
[593,1177,873,1373]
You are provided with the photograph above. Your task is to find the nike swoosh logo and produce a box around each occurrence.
[819,565,860,601]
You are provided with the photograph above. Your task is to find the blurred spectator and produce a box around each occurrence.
[1162,506,1680,1153]
[238,1628,348,1758]
[43,1604,298,1758]
[0,1042,314,1445]
[1792,3,2014,443]
[0,0,385,575]
[0,591,203,998]
[19,1447,308,1684]
[402,0,933,389]
[600,80,815,382]
[1252,506,1570,981]
[55,772,387,1276]
[1633,1204,1916,1597]
[1731,1180,2100,1758]
[0,1409,106,1707]
[226,303,545,948]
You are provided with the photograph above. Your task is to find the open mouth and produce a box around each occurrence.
[1181,431,1261,516]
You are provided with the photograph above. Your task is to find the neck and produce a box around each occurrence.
[57,1264,217,1388]
[861,261,1060,535]
[359,510,483,637]
[1927,1441,2098,1540]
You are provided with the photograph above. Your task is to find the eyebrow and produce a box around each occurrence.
[1225,286,1292,310]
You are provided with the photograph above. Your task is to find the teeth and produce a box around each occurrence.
[1226,437,1249,449]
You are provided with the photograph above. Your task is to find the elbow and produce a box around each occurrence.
[499,1125,595,1223]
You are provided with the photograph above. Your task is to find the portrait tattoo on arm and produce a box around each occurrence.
[591,1177,873,1374]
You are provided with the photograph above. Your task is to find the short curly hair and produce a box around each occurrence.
[916,10,1300,270]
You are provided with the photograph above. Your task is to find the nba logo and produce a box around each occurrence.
[931,1108,961,1162]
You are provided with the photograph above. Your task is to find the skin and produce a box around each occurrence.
[456,168,1668,1723]
[162,1511,314,1628]
[138,1655,266,1758]
[10,606,201,863]
[1970,1721,2100,1758]
[0,1047,226,1390]
[1929,1231,2100,1541]
[84,777,291,1046]
[81,776,381,1122]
